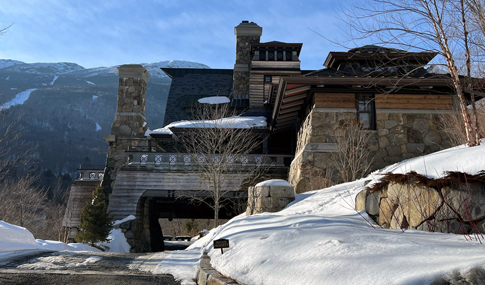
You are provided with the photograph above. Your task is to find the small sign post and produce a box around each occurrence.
[213,238,229,254]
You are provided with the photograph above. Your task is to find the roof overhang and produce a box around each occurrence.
[270,75,482,132]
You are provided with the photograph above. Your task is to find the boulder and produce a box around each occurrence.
[387,182,442,228]
[365,191,381,216]
[441,183,485,222]
[355,189,368,212]
[379,197,397,228]
[246,180,295,215]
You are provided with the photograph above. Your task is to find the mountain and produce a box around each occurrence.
[0,59,210,176]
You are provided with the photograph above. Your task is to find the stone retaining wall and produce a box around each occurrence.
[289,108,453,193]
[356,180,485,234]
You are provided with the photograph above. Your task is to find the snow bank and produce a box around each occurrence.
[98,215,135,253]
[368,139,485,188]
[104,229,130,253]
[0,221,38,251]
[148,116,267,136]
[198,96,230,104]
[0,221,99,265]
[154,142,485,285]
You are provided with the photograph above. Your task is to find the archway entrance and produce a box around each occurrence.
[133,195,246,252]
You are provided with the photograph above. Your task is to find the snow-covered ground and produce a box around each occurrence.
[0,221,99,265]
[1,142,484,284]
[155,142,485,285]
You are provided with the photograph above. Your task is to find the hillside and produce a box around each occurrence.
[0,59,209,176]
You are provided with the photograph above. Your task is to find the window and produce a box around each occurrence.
[268,51,275,60]
[356,94,376,130]
[264,75,272,83]
[286,51,292,61]
[277,51,284,61]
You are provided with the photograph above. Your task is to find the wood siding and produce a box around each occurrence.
[375,94,453,110]
[314,93,453,110]
[314,93,355,108]
[249,66,301,107]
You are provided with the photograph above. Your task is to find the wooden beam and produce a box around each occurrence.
[279,106,302,115]
[283,93,307,103]
[281,100,305,109]
[285,85,310,95]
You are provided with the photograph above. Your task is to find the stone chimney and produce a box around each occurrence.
[233,21,262,99]
[102,64,150,194]
[110,64,150,137]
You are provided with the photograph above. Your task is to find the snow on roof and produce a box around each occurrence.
[255,179,291,187]
[198,96,230,104]
[147,116,267,136]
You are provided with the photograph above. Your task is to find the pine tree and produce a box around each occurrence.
[75,186,113,247]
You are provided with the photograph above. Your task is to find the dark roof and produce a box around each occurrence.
[348,45,406,53]
[161,68,233,79]
[323,45,438,69]
[161,69,234,126]
[304,65,445,79]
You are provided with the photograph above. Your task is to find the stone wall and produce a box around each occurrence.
[289,108,453,193]
[356,177,485,234]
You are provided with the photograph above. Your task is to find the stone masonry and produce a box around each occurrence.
[102,65,151,194]
[289,108,453,193]
[233,21,262,99]
[246,180,295,215]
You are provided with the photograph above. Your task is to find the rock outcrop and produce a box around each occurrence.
[356,171,485,234]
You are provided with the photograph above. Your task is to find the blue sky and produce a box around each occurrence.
[0,0,360,70]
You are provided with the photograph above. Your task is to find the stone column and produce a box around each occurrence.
[233,21,262,100]
[101,64,151,196]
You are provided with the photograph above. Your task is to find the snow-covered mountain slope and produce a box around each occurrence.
[72,60,210,78]
[0,59,210,78]
[1,62,85,74]
[0,59,24,69]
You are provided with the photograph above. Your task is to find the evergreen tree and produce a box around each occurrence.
[75,186,113,247]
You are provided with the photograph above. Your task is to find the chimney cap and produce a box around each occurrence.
[117,64,150,82]
[235,21,262,37]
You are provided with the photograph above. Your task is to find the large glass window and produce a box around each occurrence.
[356,94,376,130]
